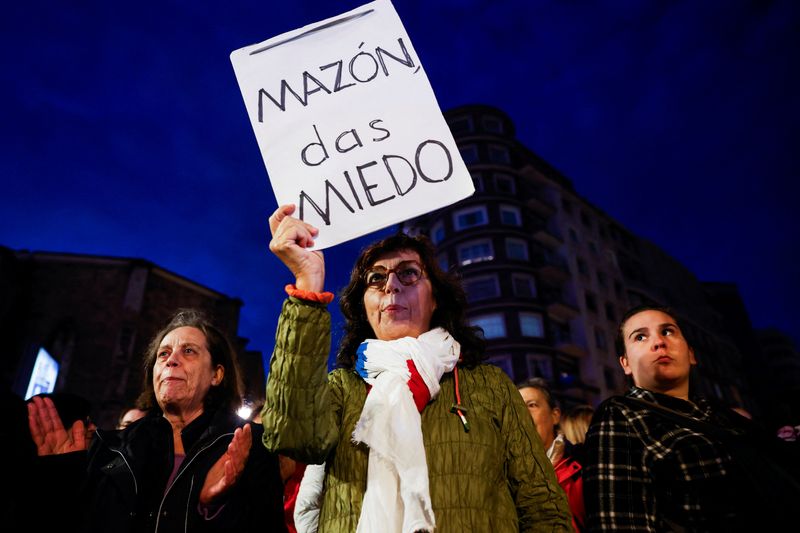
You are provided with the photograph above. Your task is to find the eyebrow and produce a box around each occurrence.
[627,322,678,339]
[370,260,422,269]
[158,342,203,350]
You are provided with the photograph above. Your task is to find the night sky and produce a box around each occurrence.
[2,0,798,366]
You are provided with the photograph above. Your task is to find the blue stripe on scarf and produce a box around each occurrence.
[355,341,370,380]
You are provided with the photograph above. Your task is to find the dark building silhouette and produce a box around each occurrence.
[402,104,761,412]
[755,328,800,430]
[1,246,264,429]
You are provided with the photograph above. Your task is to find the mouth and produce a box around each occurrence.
[655,356,673,364]
[382,304,404,312]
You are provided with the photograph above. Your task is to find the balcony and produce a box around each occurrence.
[541,286,579,321]
[526,195,555,217]
[555,338,587,358]
[532,227,563,249]
[534,251,570,284]
[547,301,579,321]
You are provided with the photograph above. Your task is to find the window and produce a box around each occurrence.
[488,144,510,164]
[580,210,592,228]
[605,302,616,322]
[512,274,537,298]
[487,354,514,380]
[527,354,554,380]
[470,313,506,339]
[453,205,488,230]
[597,270,608,288]
[569,228,579,243]
[551,321,571,344]
[458,239,494,266]
[437,252,448,271]
[588,241,598,255]
[482,116,504,134]
[493,173,516,194]
[459,144,479,164]
[562,199,573,214]
[556,355,580,387]
[499,204,522,226]
[505,238,529,261]
[519,312,545,337]
[577,257,589,277]
[606,249,619,269]
[594,327,607,350]
[449,115,474,135]
[585,291,598,313]
[431,221,445,245]
[471,172,484,192]
[464,275,500,302]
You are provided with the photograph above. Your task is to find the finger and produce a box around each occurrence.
[34,397,54,435]
[268,204,296,235]
[240,424,252,457]
[72,420,87,450]
[224,457,236,485]
[27,402,44,443]
[43,397,65,433]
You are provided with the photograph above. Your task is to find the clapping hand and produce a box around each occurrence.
[199,424,252,505]
[27,395,87,455]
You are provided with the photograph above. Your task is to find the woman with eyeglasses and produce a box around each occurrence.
[262,204,571,533]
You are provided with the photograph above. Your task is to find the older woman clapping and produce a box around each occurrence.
[263,204,571,533]
[27,309,287,533]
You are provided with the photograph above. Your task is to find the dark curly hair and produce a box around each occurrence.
[136,308,243,414]
[336,232,486,369]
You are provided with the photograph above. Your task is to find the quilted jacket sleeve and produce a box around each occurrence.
[262,297,339,464]
[501,374,573,532]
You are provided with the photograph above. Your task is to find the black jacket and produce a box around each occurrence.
[39,408,287,533]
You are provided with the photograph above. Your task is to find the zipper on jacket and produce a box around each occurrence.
[154,431,234,532]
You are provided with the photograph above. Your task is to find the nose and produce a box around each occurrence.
[164,352,180,367]
[383,271,402,293]
[651,334,666,351]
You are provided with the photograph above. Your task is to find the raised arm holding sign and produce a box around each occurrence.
[231,0,474,249]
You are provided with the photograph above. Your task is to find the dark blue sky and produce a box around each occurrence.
[2,0,798,360]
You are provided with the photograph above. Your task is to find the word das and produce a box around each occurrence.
[258,38,418,118]
[301,119,390,167]
[298,139,453,225]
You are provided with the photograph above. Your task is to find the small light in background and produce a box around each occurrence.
[237,401,253,420]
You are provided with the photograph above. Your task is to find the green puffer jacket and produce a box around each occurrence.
[263,297,572,532]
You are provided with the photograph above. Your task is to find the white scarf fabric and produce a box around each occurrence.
[352,328,460,533]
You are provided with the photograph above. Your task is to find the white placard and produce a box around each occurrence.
[231,0,474,249]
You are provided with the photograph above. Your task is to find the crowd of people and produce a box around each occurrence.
[11,203,798,532]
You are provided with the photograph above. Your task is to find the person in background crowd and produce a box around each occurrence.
[263,204,571,533]
[518,377,585,532]
[584,304,800,531]
[561,404,594,446]
[116,404,147,429]
[28,308,287,533]
[294,462,325,533]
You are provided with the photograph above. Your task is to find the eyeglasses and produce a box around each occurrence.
[364,261,425,290]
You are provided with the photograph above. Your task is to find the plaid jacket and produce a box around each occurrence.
[583,387,749,532]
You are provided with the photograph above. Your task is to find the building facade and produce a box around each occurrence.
[1,246,264,429]
[403,104,757,411]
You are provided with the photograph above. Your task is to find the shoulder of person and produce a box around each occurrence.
[468,362,509,380]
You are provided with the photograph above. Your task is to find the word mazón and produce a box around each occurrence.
[258,38,419,118]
